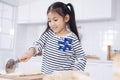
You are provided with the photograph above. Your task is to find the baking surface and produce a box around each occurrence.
[0,69,43,80]
[0,73,44,80]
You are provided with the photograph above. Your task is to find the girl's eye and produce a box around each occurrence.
[54,19,58,21]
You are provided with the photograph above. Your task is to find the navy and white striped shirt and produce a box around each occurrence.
[33,29,87,74]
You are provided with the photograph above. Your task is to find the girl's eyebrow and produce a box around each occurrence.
[53,17,57,19]
[48,17,57,20]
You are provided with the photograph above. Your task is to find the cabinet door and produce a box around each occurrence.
[102,64,113,80]
[70,0,112,21]
[29,1,47,23]
[17,4,30,23]
[30,0,63,23]
[85,62,113,80]
[85,63,103,80]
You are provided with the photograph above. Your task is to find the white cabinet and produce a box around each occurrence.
[70,0,112,21]
[102,64,113,80]
[17,0,113,24]
[17,3,30,23]
[85,60,113,80]
[29,1,53,23]
[85,63,103,80]
[17,0,53,24]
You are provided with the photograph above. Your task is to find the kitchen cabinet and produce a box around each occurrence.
[17,3,30,23]
[69,0,112,21]
[17,0,113,24]
[85,60,113,80]
[17,0,53,24]
[29,1,49,23]
[18,1,49,23]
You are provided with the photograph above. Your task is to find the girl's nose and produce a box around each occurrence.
[50,21,55,26]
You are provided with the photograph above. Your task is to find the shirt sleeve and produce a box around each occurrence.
[32,32,48,54]
[72,38,87,71]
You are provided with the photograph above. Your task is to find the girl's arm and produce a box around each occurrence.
[19,47,36,62]
[19,31,49,62]
[72,39,87,71]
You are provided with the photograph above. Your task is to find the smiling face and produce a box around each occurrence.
[47,11,70,35]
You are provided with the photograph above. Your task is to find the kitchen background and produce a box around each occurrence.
[0,0,120,80]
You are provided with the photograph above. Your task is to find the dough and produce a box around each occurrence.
[43,71,92,80]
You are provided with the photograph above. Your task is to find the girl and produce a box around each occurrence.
[20,2,87,74]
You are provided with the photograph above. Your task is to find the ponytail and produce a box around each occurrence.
[66,3,80,41]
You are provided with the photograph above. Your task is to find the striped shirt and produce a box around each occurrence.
[33,29,87,74]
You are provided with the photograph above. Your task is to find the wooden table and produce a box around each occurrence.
[0,74,44,80]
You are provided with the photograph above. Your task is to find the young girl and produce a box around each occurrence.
[19,2,87,74]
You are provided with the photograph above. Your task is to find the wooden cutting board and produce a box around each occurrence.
[0,73,44,80]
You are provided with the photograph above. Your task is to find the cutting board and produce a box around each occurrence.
[0,73,44,80]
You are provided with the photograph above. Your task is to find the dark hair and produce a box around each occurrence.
[44,2,80,41]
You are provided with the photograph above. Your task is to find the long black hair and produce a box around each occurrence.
[44,2,80,41]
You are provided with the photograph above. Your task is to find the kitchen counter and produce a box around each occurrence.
[87,59,113,64]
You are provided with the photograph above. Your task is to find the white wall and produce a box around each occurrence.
[15,0,120,60]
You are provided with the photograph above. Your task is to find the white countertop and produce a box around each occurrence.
[87,59,113,64]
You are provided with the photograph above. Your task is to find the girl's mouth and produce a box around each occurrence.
[51,27,57,31]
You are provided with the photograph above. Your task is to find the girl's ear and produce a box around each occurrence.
[64,14,70,23]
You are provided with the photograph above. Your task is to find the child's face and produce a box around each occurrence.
[47,11,69,35]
